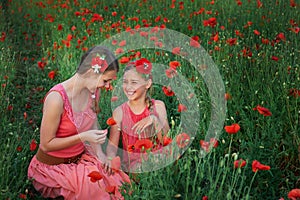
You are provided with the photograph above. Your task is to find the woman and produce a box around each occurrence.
[28,46,130,199]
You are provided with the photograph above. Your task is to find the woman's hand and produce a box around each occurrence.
[102,157,114,175]
[79,129,108,144]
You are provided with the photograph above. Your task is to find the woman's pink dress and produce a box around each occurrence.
[120,100,160,171]
[28,84,130,200]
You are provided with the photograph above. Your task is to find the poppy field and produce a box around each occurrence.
[0,0,299,199]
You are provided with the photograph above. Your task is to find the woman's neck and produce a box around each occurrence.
[62,74,90,112]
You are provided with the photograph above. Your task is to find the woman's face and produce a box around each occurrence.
[122,69,151,101]
[87,70,117,93]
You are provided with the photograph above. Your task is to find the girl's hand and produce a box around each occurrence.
[79,129,108,144]
[132,115,155,136]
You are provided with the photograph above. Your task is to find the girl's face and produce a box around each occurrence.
[87,70,117,93]
[122,69,152,101]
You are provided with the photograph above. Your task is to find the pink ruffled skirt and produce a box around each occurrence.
[28,153,130,200]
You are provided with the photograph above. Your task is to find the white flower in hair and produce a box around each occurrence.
[91,54,108,73]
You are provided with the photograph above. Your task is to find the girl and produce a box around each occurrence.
[104,58,170,173]
[28,46,129,200]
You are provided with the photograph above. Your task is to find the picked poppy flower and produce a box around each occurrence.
[178,104,187,112]
[88,171,103,182]
[253,105,272,116]
[106,117,117,126]
[234,159,246,168]
[134,139,153,151]
[252,160,270,172]
[288,189,300,200]
[30,139,37,151]
[135,58,152,74]
[176,133,190,148]
[224,123,240,134]
[162,86,175,96]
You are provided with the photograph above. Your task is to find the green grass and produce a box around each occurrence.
[0,0,299,199]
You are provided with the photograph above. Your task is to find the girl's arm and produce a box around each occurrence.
[103,106,122,174]
[151,100,170,141]
[40,92,107,153]
[106,106,122,159]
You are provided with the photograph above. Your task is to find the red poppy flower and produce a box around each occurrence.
[106,117,117,126]
[23,112,27,120]
[16,146,22,152]
[257,0,263,8]
[30,139,37,151]
[111,96,118,102]
[127,144,135,153]
[176,133,190,148]
[134,139,153,151]
[111,156,121,172]
[162,136,172,146]
[19,193,27,199]
[48,70,56,80]
[200,138,218,152]
[178,104,187,112]
[253,30,260,35]
[135,58,152,74]
[289,88,300,98]
[119,56,129,64]
[165,68,177,78]
[38,61,47,70]
[115,48,124,55]
[88,171,103,182]
[57,24,63,31]
[105,185,117,194]
[119,40,126,47]
[224,123,240,134]
[226,38,237,46]
[169,61,181,70]
[203,17,217,28]
[162,86,175,96]
[91,55,108,73]
[253,105,272,116]
[224,93,232,100]
[190,36,200,48]
[252,160,270,172]
[288,189,300,200]
[172,47,181,55]
[234,159,246,168]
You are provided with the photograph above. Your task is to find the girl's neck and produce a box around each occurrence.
[128,98,147,114]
